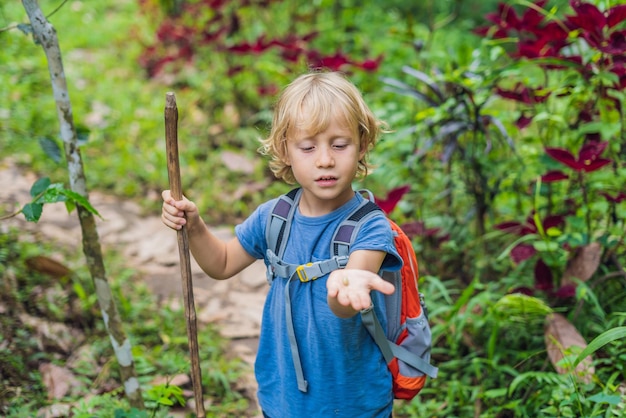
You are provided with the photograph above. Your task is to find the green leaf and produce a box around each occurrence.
[493,293,553,322]
[573,326,626,368]
[587,392,622,405]
[73,282,87,301]
[22,202,43,222]
[533,240,559,252]
[482,388,508,399]
[39,137,63,163]
[65,199,77,214]
[39,183,66,204]
[61,189,102,218]
[509,371,565,396]
[30,177,51,198]
[545,226,561,237]
[157,396,174,406]
[76,125,91,145]
[16,23,33,35]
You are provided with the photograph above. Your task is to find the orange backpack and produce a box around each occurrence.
[266,188,438,399]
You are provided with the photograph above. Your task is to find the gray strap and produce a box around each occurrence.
[266,249,292,280]
[284,276,308,392]
[361,306,438,379]
[360,305,395,363]
[294,258,347,281]
[265,189,301,284]
[267,250,348,283]
[389,338,438,379]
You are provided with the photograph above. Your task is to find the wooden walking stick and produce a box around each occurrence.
[165,92,206,418]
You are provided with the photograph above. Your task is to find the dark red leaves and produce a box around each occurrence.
[565,1,626,55]
[495,213,565,264]
[541,170,569,183]
[482,0,626,116]
[545,140,612,173]
[496,83,550,104]
[607,5,626,28]
[534,259,553,291]
[511,244,536,264]
[140,1,383,78]
[601,192,626,203]
[375,185,410,214]
[400,221,444,241]
[516,113,534,129]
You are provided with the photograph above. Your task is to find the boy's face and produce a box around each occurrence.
[283,115,365,216]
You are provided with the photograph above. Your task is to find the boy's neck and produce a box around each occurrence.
[297,188,356,217]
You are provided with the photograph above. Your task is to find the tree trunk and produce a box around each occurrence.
[21,0,144,408]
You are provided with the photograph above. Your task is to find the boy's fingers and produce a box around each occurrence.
[369,277,395,295]
[350,293,371,311]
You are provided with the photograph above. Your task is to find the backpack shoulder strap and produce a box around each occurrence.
[266,187,300,256]
[265,188,301,283]
[331,192,382,257]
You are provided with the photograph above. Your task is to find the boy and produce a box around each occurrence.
[161,71,401,417]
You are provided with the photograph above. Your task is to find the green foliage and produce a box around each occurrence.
[397,275,626,417]
[573,326,626,369]
[145,382,186,408]
[0,232,54,409]
[0,228,249,416]
[17,176,102,222]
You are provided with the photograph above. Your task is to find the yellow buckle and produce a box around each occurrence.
[296,263,315,282]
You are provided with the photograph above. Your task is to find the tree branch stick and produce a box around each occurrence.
[165,92,205,417]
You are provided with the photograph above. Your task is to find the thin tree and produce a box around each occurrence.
[21,0,144,408]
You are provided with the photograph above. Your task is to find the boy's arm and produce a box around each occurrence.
[187,221,256,280]
[326,250,395,318]
[162,191,256,280]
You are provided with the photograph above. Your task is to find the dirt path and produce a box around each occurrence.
[0,160,266,416]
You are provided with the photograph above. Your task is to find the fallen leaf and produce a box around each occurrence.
[19,313,84,353]
[545,313,594,383]
[25,255,72,279]
[39,363,80,400]
[561,242,602,287]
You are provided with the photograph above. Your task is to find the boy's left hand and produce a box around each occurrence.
[327,269,395,313]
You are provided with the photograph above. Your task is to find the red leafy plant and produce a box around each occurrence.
[544,140,612,174]
[374,186,448,245]
[478,1,625,279]
[495,213,573,297]
[477,0,626,129]
[138,0,383,86]
[496,139,616,298]
[472,0,626,390]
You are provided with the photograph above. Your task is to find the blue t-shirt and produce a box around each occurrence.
[235,191,402,418]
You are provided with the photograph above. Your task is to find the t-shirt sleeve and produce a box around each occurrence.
[350,211,403,271]
[234,199,275,260]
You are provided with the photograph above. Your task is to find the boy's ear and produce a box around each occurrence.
[358,141,367,160]
[282,151,292,166]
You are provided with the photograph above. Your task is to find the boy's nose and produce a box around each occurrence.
[316,147,334,167]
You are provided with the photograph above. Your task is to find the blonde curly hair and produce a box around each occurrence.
[259,71,386,184]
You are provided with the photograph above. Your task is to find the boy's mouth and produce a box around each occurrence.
[315,176,338,185]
